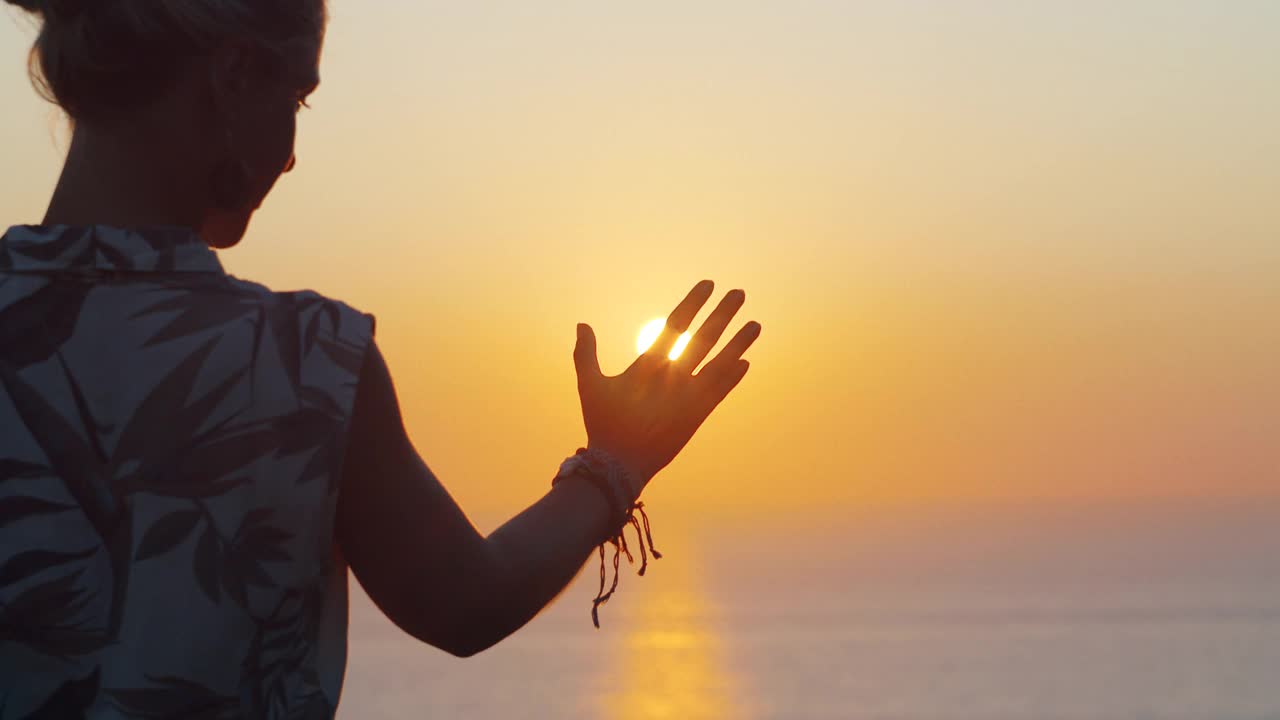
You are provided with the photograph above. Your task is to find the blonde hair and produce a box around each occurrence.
[5,0,326,121]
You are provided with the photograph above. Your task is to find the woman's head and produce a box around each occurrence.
[5,0,327,247]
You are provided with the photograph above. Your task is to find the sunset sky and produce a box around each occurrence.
[2,1,1276,525]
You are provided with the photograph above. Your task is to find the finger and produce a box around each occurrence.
[646,280,715,361]
[677,289,745,371]
[698,321,761,378]
[700,360,751,414]
[574,323,603,387]
[722,359,750,394]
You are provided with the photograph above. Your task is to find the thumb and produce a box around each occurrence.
[574,323,602,381]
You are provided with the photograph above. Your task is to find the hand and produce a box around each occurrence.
[572,280,762,493]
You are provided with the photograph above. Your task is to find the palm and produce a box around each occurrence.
[573,280,761,490]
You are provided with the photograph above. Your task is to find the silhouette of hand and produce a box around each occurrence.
[573,280,761,494]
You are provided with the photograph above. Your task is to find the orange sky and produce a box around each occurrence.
[1,2,1277,523]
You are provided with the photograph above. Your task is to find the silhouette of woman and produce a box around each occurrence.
[0,1,761,716]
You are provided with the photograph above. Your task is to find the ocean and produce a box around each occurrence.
[339,502,1280,719]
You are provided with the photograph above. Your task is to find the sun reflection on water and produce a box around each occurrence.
[597,549,750,720]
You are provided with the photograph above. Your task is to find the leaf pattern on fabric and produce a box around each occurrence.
[133,511,203,562]
[131,288,260,348]
[220,510,293,611]
[240,586,332,719]
[106,675,241,720]
[0,566,109,658]
[0,225,375,719]
[111,337,223,469]
[0,359,116,530]
[1,567,90,627]
[0,496,76,529]
[24,667,99,720]
[56,352,112,460]
[0,277,93,369]
[316,337,365,377]
[0,459,48,483]
[0,547,98,588]
[3,226,91,265]
[269,296,305,399]
[193,523,223,606]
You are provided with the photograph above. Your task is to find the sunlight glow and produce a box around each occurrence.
[601,550,748,720]
[637,318,692,360]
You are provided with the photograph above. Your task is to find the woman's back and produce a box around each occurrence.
[0,224,373,717]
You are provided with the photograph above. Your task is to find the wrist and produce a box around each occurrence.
[583,445,650,499]
[550,446,664,629]
[552,448,634,524]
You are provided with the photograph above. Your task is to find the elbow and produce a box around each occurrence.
[445,645,479,659]
[432,623,502,658]
[382,604,500,659]
[443,638,492,659]
[439,552,514,658]
[400,550,515,658]
[419,602,506,658]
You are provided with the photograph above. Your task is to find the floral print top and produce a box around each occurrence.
[0,225,375,719]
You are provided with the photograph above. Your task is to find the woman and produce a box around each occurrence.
[0,0,761,717]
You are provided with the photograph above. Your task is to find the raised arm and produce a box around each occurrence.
[335,281,760,657]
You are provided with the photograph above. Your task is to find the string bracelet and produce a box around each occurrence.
[552,447,662,628]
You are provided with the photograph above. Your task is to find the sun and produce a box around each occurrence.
[637,318,692,360]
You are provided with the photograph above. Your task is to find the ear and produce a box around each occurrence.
[206,43,258,117]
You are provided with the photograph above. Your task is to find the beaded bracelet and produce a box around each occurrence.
[552,447,662,628]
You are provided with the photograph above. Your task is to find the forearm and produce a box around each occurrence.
[460,476,617,652]
[338,339,638,656]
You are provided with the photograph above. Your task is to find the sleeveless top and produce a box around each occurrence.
[0,225,375,719]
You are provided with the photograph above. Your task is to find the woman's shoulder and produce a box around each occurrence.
[222,275,376,341]
[215,275,376,384]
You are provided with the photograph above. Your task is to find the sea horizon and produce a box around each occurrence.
[340,499,1280,719]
